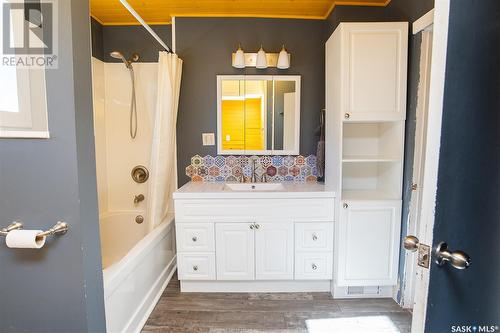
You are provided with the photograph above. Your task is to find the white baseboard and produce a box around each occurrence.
[180,280,331,292]
[126,256,177,333]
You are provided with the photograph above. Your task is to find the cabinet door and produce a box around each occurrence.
[337,200,401,286]
[215,223,255,280]
[343,22,408,121]
[255,222,294,280]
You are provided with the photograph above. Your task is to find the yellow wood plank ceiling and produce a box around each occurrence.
[90,0,391,25]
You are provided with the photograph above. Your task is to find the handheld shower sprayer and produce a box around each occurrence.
[110,51,139,69]
[109,51,140,139]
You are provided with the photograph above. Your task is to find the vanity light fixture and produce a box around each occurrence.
[232,45,290,69]
[256,45,268,69]
[232,44,246,69]
[277,45,290,69]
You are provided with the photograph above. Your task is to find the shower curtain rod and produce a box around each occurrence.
[119,0,173,53]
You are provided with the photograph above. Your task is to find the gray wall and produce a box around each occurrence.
[91,19,172,62]
[91,18,104,61]
[324,0,435,39]
[175,18,325,185]
[0,0,106,332]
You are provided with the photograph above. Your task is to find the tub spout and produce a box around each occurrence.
[134,194,145,204]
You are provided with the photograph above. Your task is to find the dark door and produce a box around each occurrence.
[425,0,500,331]
[0,0,106,332]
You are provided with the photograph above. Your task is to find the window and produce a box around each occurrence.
[0,3,49,138]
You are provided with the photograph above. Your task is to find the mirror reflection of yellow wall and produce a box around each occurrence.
[221,80,267,151]
[221,98,264,150]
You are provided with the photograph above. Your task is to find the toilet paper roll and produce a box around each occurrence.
[5,230,46,249]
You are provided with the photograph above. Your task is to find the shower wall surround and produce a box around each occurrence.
[91,57,158,213]
[186,154,318,183]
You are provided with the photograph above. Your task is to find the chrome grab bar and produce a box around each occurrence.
[0,221,69,238]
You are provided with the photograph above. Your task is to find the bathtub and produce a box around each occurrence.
[100,211,176,333]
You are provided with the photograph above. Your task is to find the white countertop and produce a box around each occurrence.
[173,182,336,199]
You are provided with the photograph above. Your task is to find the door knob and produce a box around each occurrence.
[404,235,431,268]
[404,235,420,252]
[435,242,471,269]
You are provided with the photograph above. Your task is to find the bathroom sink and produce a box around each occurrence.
[224,183,285,192]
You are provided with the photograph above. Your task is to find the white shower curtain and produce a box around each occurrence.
[147,52,183,230]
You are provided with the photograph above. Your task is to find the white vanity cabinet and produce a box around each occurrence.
[173,182,335,292]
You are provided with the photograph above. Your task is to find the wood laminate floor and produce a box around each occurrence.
[142,273,411,333]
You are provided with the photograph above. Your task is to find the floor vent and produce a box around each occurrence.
[347,286,380,295]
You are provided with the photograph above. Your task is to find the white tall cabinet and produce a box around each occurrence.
[325,22,408,298]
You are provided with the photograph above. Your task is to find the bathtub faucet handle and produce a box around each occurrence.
[134,194,145,204]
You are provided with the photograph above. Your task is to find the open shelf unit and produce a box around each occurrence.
[342,161,403,200]
[342,122,404,162]
[340,122,404,201]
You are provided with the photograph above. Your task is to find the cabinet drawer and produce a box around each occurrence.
[175,198,335,222]
[295,223,333,252]
[177,253,216,280]
[176,223,215,252]
[295,252,333,280]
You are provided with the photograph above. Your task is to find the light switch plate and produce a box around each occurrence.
[202,133,215,146]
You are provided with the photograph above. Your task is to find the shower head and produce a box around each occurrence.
[109,51,140,69]
[110,51,127,63]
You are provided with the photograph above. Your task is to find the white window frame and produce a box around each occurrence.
[0,2,49,139]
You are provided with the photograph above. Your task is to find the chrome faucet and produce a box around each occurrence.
[261,173,268,183]
[251,159,258,183]
[134,194,145,204]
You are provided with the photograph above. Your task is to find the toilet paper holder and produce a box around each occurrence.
[0,221,69,237]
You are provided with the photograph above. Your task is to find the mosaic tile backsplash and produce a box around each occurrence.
[186,155,318,183]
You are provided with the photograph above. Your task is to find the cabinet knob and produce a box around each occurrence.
[250,224,255,230]
[344,113,350,119]
[312,234,318,241]
[343,203,348,209]
[193,265,198,271]
[192,236,198,242]
[254,223,260,229]
[312,263,318,270]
